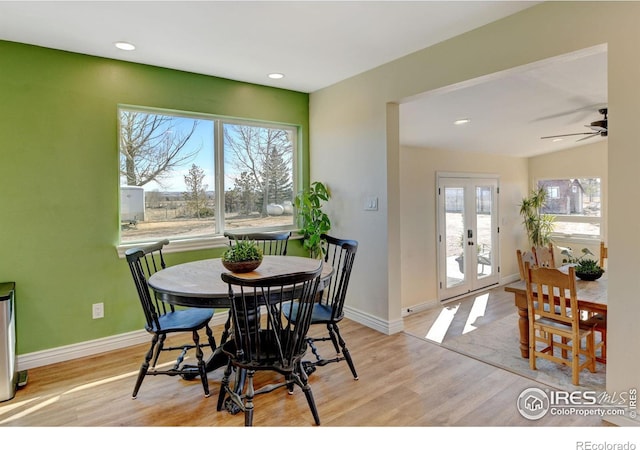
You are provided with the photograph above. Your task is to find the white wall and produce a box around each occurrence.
[398,147,528,312]
[310,1,640,418]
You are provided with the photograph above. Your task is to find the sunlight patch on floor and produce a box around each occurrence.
[0,359,184,424]
[462,293,489,334]
[425,302,460,343]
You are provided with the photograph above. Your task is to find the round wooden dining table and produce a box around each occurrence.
[149,255,330,307]
[148,255,331,372]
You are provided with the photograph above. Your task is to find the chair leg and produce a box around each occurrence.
[600,328,607,363]
[299,372,321,426]
[205,324,217,351]
[327,324,341,354]
[219,311,233,346]
[217,361,233,411]
[192,330,210,398]
[572,339,580,386]
[244,371,255,427]
[595,327,606,364]
[332,323,358,380]
[587,332,596,373]
[132,334,158,399]
[529,328,537,371]
[152,333,167,368]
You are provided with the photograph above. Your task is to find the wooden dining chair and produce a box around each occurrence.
[223,231,291,256]
[125,239,216,399]
[583,312,607,364]
[532,243,555,268]
[516,248,537,280]
[599,241,608,268]
[576,241,608,364]
[217,265,323,426]
[524,262,596,385]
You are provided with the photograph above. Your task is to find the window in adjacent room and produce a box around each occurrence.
[538,178,602,239]
[119,106,297,244]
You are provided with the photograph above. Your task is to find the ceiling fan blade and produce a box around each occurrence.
[576,133,600,142]
[540,132,599,139]
[533,103,607,122]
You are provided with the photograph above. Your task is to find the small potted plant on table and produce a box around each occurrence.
[560,247,604,281]
[574,258,605,281]
[221,239,263,273]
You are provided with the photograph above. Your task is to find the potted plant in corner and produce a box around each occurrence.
[519,186,555,247]
[294,181,331,258]
[221,238,263,273]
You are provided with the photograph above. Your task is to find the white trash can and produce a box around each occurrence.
[0,282,16,402]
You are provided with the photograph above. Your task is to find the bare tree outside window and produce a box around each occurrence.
[120,110,200,187]
[119,107,296,244]
[183,164,210,219]
[224,125,293,216]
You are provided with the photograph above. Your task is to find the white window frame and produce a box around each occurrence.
[117,105,300,255]
[537,177,603,241]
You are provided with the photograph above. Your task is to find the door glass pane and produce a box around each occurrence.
[444,187,465,288]
[476,185,493,279]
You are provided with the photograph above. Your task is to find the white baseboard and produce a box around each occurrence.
[343,305,402,335]
[17,311,230,371]
[16,306,398,371]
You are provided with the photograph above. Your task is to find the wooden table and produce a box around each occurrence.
[148,255,331,371]
[504,270,607,359]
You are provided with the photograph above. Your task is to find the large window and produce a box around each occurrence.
[119,106,297,244]
[537,178,601,239]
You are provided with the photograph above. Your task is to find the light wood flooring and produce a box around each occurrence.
[1,290,613,430]
[403,284,517,342]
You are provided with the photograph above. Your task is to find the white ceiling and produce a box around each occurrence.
[0,1,607,157]
[400,45,608,157]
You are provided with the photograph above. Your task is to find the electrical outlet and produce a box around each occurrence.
[92,302,104,319]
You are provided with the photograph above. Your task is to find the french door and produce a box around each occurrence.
[437,174,499,301]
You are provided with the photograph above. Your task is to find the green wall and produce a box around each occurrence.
[0,40,309,355]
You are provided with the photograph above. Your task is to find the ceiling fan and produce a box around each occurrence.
[541,107,608,142]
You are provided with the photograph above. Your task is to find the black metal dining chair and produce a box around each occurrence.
[125,239,216,399]
[283,234,359,379]
[217,265,323,426]
[223,231,291,256]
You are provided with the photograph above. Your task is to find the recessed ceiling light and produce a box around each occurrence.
[268,73,285,79]
[454,118,470,125]
[115,41,136,51]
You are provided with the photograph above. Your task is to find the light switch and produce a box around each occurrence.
[364,196,378,211]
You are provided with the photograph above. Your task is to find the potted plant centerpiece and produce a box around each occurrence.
[560,247,604,281]
[221,238,263,273]
[574,259,605,281]
[294,181,331,258]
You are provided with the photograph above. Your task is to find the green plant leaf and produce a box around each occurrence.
[295,181,331,258]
